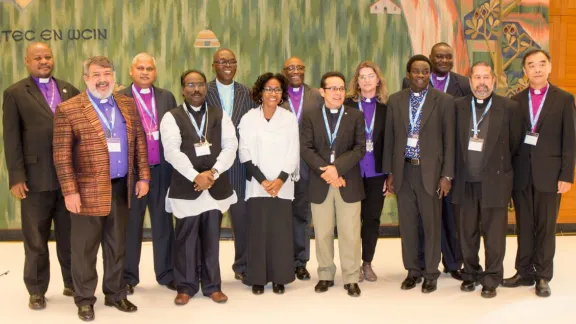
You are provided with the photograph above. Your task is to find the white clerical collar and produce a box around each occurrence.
[39,77,50,84]
[191,105,202,112]
[291,87,301,92]
[139,87,151,94]
[216,78,234,89]
[476,99,484,104]
[100,98,109,104]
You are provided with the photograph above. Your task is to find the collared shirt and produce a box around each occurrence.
[466,95,492,182]
[431,72,448,92]
[358,97,383,178]
[32,76,62,113]
[87,91,128,179]
[324,106,341,133]
[529,83,549,117]
[133,85,161,166]
[405,88,428,159]
[288,86,304,122]
[216,79,234,117]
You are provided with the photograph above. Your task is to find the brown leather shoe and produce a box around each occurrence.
[209,291,228,303]
[174,293,191,306]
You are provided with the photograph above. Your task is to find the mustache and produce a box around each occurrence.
[96,81,109,87]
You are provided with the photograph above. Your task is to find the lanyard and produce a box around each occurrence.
[322,105,344,147]
[289,91,304,121]
[409,92,427,134]
[431,74,450,93]
[471,98,493,137]
[358,97,376,138]
[186,102,208,140]
[217,81,235,117]
[132,85,157,127]
[528,87,549,132]
[88,93,115,136]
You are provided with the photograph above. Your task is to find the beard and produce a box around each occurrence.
[87,81,115,100]
[473,85,492,99]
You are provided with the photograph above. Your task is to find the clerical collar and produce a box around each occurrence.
[32,76,52,84]
[87,90,111,104]
[529,83,549,95]
[139,87,151,94]
[216,78,234,89]
[185,101,205,113]
[431,72,447,81]
[325,106,341,114]
[473,93,493,108]
[361,95,376,103]
[290,86,301,92]
[410,87,429,97]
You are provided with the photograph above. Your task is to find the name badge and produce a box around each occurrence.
[524,132,539,146]
[330,151,335,163]
[107,138,121,153]
[194,142,211,156]
[468,137,484,152]
[151,131,160,141]
[366,139,374,153]
[407,135,418,148]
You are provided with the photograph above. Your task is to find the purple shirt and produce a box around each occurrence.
[133,85,161,166]
[358,97,383,178]
[32,76,62,113]
[288,86,304,122]
[529,84,549,130]
[431,72,448,92]
[87,91,128,179]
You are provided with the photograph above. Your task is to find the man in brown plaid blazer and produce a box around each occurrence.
[53,56,150,322]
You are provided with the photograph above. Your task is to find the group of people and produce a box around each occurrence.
[2,41,574,322]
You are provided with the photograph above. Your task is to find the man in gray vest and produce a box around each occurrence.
[159,69,238,305]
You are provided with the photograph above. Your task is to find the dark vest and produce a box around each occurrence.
[168,104,233,200]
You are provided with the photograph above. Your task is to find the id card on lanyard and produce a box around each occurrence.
[322,106,344,163]
[187,103,211,156]
[468,98,492,152]
[89,94,120,153]
[359,97,376,153]
[132,85,159,140]
[525,87,549,146]
[407,92,427,147]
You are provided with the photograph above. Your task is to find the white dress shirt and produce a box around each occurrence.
[160,104,238,218]
[238,106,299,201]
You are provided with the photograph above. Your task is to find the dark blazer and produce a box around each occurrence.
[280,83,324,180]
[344,97,387,173]
[402,71,471,98]
[511,85,575,192]
[206,79,256,198]
[300,105,366,203]
[383,87,455,197]
[451,94,523,208]
[118,84,177,189]
[2,76,80,192]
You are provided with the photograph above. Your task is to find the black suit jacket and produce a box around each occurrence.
[344,97,387,173]
[511,85,575,192]
[451,94,523,208]
[2,76,80,192]
[300,105,366,203]
[383,87,455,197]
[402,71,471,98]
[118,84,177,189]
[280,83,324,180]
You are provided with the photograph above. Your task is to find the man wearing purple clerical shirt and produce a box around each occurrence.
[2,42,80,310]
[118,53,178,295]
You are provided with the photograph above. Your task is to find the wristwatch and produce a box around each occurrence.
[211,168,220,180]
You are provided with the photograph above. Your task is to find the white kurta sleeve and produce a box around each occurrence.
[212,112,238,173]
[160,112,199,182]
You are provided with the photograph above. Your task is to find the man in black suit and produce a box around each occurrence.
[301,72,366,297]
[118,53,177,294]
[280,56,324,281]
[2,42,80,309]
[384,55,455,293]
[503,49,575,297]
[402,42,469,280]
[452,62,523,298]
[205,48,256,280]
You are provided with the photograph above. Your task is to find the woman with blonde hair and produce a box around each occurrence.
[344,61,388,282]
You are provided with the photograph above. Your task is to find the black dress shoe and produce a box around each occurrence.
[460,280,479,292]
[78,305,95,321]
[535,279,551,297]
[444,269,463,281]
[166,281,177,291]
[234,272,245,281]
[314,280,334,293]
[422,279,437,293]
[295,266,311,280]
[104,298,138,313]
[481,286,497,298]
[252,285,264,295]
[63,286,75,297]
[344,283,361,297]
[28,294,46,310]
[400,276,423,290]
[501,273,535,287]
[126,284,135,295]
[272,283,285,294]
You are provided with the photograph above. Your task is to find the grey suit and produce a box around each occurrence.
[3,76,80,295]
[118,85,176,287]
[280,83,323,268]
[383,87,455,280]
[206,79,256,275]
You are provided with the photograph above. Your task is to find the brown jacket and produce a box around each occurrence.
[53,91,150,216]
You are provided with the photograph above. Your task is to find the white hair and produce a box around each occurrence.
[131,53,156,66]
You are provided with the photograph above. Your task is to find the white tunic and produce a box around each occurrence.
[238,106,299,201]
[160,105,238,218]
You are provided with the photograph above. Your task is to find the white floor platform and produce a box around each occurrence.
[0,237,575,324]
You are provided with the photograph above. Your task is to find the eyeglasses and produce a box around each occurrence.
[213,59,238,66]
[284,65,305,72]
[323,86,346,92]
[184,82,206,89]
[136,66,155,72]
[263,87,283,94]
[359,73,376,81]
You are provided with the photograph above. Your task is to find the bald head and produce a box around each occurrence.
[25,42,54,78]
[212,48,237,85]
[130,52,157,88]
[282,56,305,87]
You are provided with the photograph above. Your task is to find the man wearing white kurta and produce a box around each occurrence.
[160,70,237,305]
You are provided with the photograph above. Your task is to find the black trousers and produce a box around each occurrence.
[512,178,560,281]
[124,166,174,286]
[174,210,221,296]
[292,178,311,268]
[229,199,248,275]
[21,189,72,295]
[361,175,386,263]
[71,177,128,306]
[456,182,507,288]
[397,162,441,280]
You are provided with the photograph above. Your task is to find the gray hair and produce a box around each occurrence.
[131,52,156,66]
[83,56,115,75]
